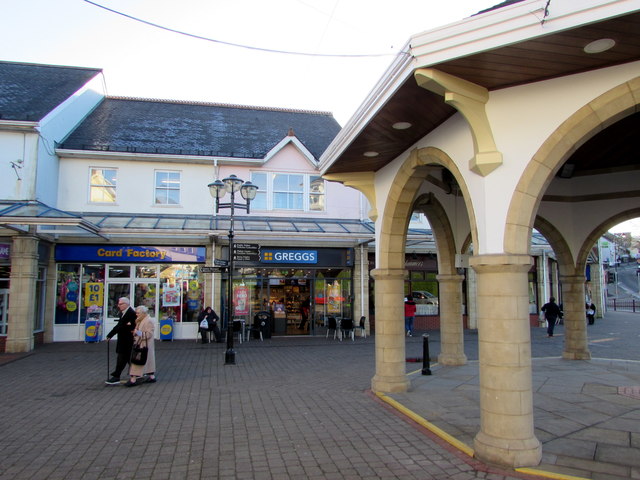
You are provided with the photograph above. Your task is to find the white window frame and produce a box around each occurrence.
[154,170,181,206]
[89,167,118,204]
[250,172,325,212]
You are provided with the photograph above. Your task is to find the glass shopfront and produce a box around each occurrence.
[228,247,354,336]
[54,245,205,341]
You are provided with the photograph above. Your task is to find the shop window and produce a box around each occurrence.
[155,170,181,205]
[108,265,131,278]
[81,264,105,324]
[136,265,158,278]
[89,168,117,203]
[56,264,81,324]
[159,264,202,322]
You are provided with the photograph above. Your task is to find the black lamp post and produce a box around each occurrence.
[208,174,258,365]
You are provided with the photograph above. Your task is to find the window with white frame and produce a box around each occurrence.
[89,167,117,203]
[251,172,325,212]
[155,170,181,205]
[309,175,325,211]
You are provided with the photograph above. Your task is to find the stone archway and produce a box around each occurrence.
[414,192,467,365]
[505,78,640,255]
[372,147,472,392]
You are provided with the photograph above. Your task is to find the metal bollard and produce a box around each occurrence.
[422,334,432,375]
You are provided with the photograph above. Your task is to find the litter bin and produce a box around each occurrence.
[253,311,271,339]
[160,318,174,341]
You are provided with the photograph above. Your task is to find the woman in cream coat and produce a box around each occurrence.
[125,305,156,386]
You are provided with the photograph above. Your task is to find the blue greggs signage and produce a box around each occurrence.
[55,245,206,263]
[261,249,317,264]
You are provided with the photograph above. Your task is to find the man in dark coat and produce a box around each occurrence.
[105,297,137,384]
[541,297,562,337]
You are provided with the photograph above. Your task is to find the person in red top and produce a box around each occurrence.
[404,296,417,337]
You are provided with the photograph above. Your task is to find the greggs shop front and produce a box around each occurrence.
[230,246,354,336]
[53,244,355,341]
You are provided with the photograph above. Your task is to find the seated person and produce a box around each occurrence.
[198,306,221,343]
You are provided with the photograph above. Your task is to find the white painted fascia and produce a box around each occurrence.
[54,148,265,166]
[409,0,640,67]
[264,135,317,167]
[318,48,415,172]
[319,0,640,173]
[38,74,105,128]
[0,120,39,132]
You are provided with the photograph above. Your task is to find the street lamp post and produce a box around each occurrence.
[208,175,258,365]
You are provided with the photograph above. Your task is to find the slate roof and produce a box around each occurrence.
[59,97,342,161]
[0,61,102,122]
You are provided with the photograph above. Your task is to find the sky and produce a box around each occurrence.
[1,0,495,125]
[3,0,638,235]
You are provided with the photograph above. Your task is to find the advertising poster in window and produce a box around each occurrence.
[163,284,181,307]
[84,282,104,307]
[234,285,249,315]
[327,280,342,314]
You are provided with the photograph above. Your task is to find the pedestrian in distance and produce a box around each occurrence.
[541,296,562,337]
[125,305,156,387]
[105,297,136,384]
[404,295,416,337]
[586,302,596,325]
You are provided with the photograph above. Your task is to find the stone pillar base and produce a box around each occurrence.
[437,352,467,365]
[5,338,33,353]
[562,350,591,360]
[474,431,542,468]
[371,375,410,393]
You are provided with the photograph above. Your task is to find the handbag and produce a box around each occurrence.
[131,335,148,366]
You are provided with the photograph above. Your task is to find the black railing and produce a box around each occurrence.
[606,299,640,313]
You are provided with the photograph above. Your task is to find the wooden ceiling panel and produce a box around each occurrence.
[324,11,640,176]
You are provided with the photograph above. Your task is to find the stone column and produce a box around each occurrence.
[470,254,541,468]
[561,274,591,360]
[6,236,39,353]
[466,267,478,329]
[353,245,370,331]
[370,268,410,393]
[436,273,467,365]
[44,245,57,343]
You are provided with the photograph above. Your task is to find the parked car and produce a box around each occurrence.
[411,291,439,305]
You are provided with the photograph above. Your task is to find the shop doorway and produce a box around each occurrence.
[265,282,313,335]
[105,281,158,335]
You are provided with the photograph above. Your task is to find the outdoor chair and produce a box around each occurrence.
[326,316,338,339]
[339,318,354,341]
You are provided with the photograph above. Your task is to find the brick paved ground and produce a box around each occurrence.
[0,337,543,480]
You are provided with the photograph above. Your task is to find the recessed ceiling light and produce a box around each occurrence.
[363,151,379,157]
[392,122,412,130]
[584,38,615,54]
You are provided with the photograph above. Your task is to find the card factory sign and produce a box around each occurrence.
[55,245,206,263]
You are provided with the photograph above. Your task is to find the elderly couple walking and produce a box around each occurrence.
[104,297,156,387]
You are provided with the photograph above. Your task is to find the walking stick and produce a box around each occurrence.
[107,338,110,382]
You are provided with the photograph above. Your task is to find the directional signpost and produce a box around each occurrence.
[232,243,260,262]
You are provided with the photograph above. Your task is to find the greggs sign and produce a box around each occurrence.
[261,249,317,264]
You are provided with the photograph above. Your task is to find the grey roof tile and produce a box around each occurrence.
[60,97,342,160]
[0,61,102,121]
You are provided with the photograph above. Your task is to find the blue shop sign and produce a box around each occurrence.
[55,245,206,263]
[262,249,318,264]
